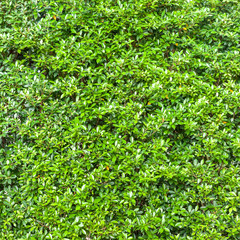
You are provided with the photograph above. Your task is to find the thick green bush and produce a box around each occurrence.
[1,0,240,239]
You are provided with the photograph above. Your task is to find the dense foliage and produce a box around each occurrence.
[1,0,240,239]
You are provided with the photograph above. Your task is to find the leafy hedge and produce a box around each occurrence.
[1,0,240,239]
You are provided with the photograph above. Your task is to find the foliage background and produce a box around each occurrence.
[1,0,240,239]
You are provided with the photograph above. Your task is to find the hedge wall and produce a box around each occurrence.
[1,0,240,239]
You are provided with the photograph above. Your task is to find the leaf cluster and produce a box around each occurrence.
[1,0,240,239]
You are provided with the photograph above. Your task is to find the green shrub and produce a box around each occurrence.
[1,0,240,239]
